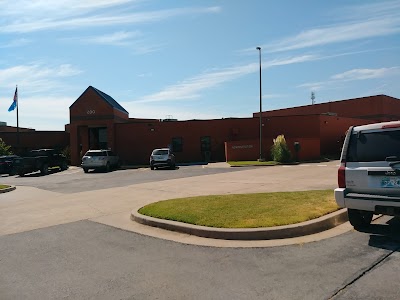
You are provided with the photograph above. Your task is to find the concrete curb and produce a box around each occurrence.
[0,185,16,193]
[131,208,349,240]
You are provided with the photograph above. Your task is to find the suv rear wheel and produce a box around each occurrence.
[348,209,373,229]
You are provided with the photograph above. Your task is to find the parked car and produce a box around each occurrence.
[13,149,68,176]
[334,120,400,229]
[81,149,120,173]
[0,155,20,175]
[150,148,175,170]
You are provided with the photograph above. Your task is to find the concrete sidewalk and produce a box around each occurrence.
[0,160,350,247]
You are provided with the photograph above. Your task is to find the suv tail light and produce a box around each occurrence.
[338,160,346,188]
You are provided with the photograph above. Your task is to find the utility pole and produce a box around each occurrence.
[256,47,263,161]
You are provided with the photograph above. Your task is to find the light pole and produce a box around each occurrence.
[256,46,263,161]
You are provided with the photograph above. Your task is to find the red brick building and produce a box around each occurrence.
[0,125,69,155]
[2,86,399,166]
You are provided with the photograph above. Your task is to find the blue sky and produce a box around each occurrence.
[0,0,400,131]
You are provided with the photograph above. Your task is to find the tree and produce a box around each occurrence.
[271,134,292,163]
[0,138,13,156]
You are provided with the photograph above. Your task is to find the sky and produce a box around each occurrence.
[0,0,400,131]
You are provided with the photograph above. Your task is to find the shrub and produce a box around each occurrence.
[271,134,292,163]
[62,146,71,164]
[0,138,13,156]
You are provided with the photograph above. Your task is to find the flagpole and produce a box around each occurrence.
[16,85,19,146]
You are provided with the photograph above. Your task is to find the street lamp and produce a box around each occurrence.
[256,46,263,161]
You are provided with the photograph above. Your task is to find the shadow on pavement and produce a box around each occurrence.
[359,217,400,251]
[17,168,67,178]
[151,166,180,171]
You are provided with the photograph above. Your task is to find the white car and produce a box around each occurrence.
[150,148,176,170]
[81,150,120,173]
[334,120,400,229]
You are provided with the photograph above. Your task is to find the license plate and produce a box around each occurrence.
[381,177,400,188]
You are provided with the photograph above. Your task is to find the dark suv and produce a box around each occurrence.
[0,155,20,175]
[335,121,400,228]
[13,149,68,176]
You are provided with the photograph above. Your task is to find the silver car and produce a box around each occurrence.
[334,121,400,229]
[81,150,120,173]
[150,148,176,170]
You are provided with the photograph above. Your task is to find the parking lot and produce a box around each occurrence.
[1,160,399,299]
[0,163,242,194]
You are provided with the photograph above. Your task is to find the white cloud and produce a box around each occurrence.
[0,3,221,33]
[134,64,257,103]
[137,72,153,78]
[241,1,400,54]
[0,63,82,93]
[62,30,162,52]
[0,95,73,130]
[267,55,316,67]
[0,0,139,18]
[84,31,141,46]
[122,101,224,121]
[262,19,400,53]
[338,0,400,20]
[0,38,30,48]
[297,81,327,92]
[298,67,400,91]
[134,55,317,103]
[331,67,400,81]
[135,55,317,102]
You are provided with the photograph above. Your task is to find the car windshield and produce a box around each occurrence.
[153,150,169,155]
[347,129,400,162]
[86,151,107,157]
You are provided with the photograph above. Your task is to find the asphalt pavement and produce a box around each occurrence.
[0,161,341,246]
[1,160,399,299]
[1,217,399,299]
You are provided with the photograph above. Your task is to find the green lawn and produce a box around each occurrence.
[0,184,10,189]
[138,190,338,228]
[228,160,279,166]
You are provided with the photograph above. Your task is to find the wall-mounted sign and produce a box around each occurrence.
[87,110,96,115]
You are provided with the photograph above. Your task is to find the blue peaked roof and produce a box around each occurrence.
[91,86,129,114]
[70,86,129,114]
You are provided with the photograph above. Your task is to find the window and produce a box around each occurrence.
[171,137,183,152]
[85,151,105,157]
[347,129,400,162]
[153,149,169,155]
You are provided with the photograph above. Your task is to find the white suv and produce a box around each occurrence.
[335,121,400,229]
[150,148,176,170]
[81,149,120,173]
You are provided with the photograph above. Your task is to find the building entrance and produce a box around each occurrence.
[88,127,108,149]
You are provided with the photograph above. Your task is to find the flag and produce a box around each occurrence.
[8,86,18,112]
